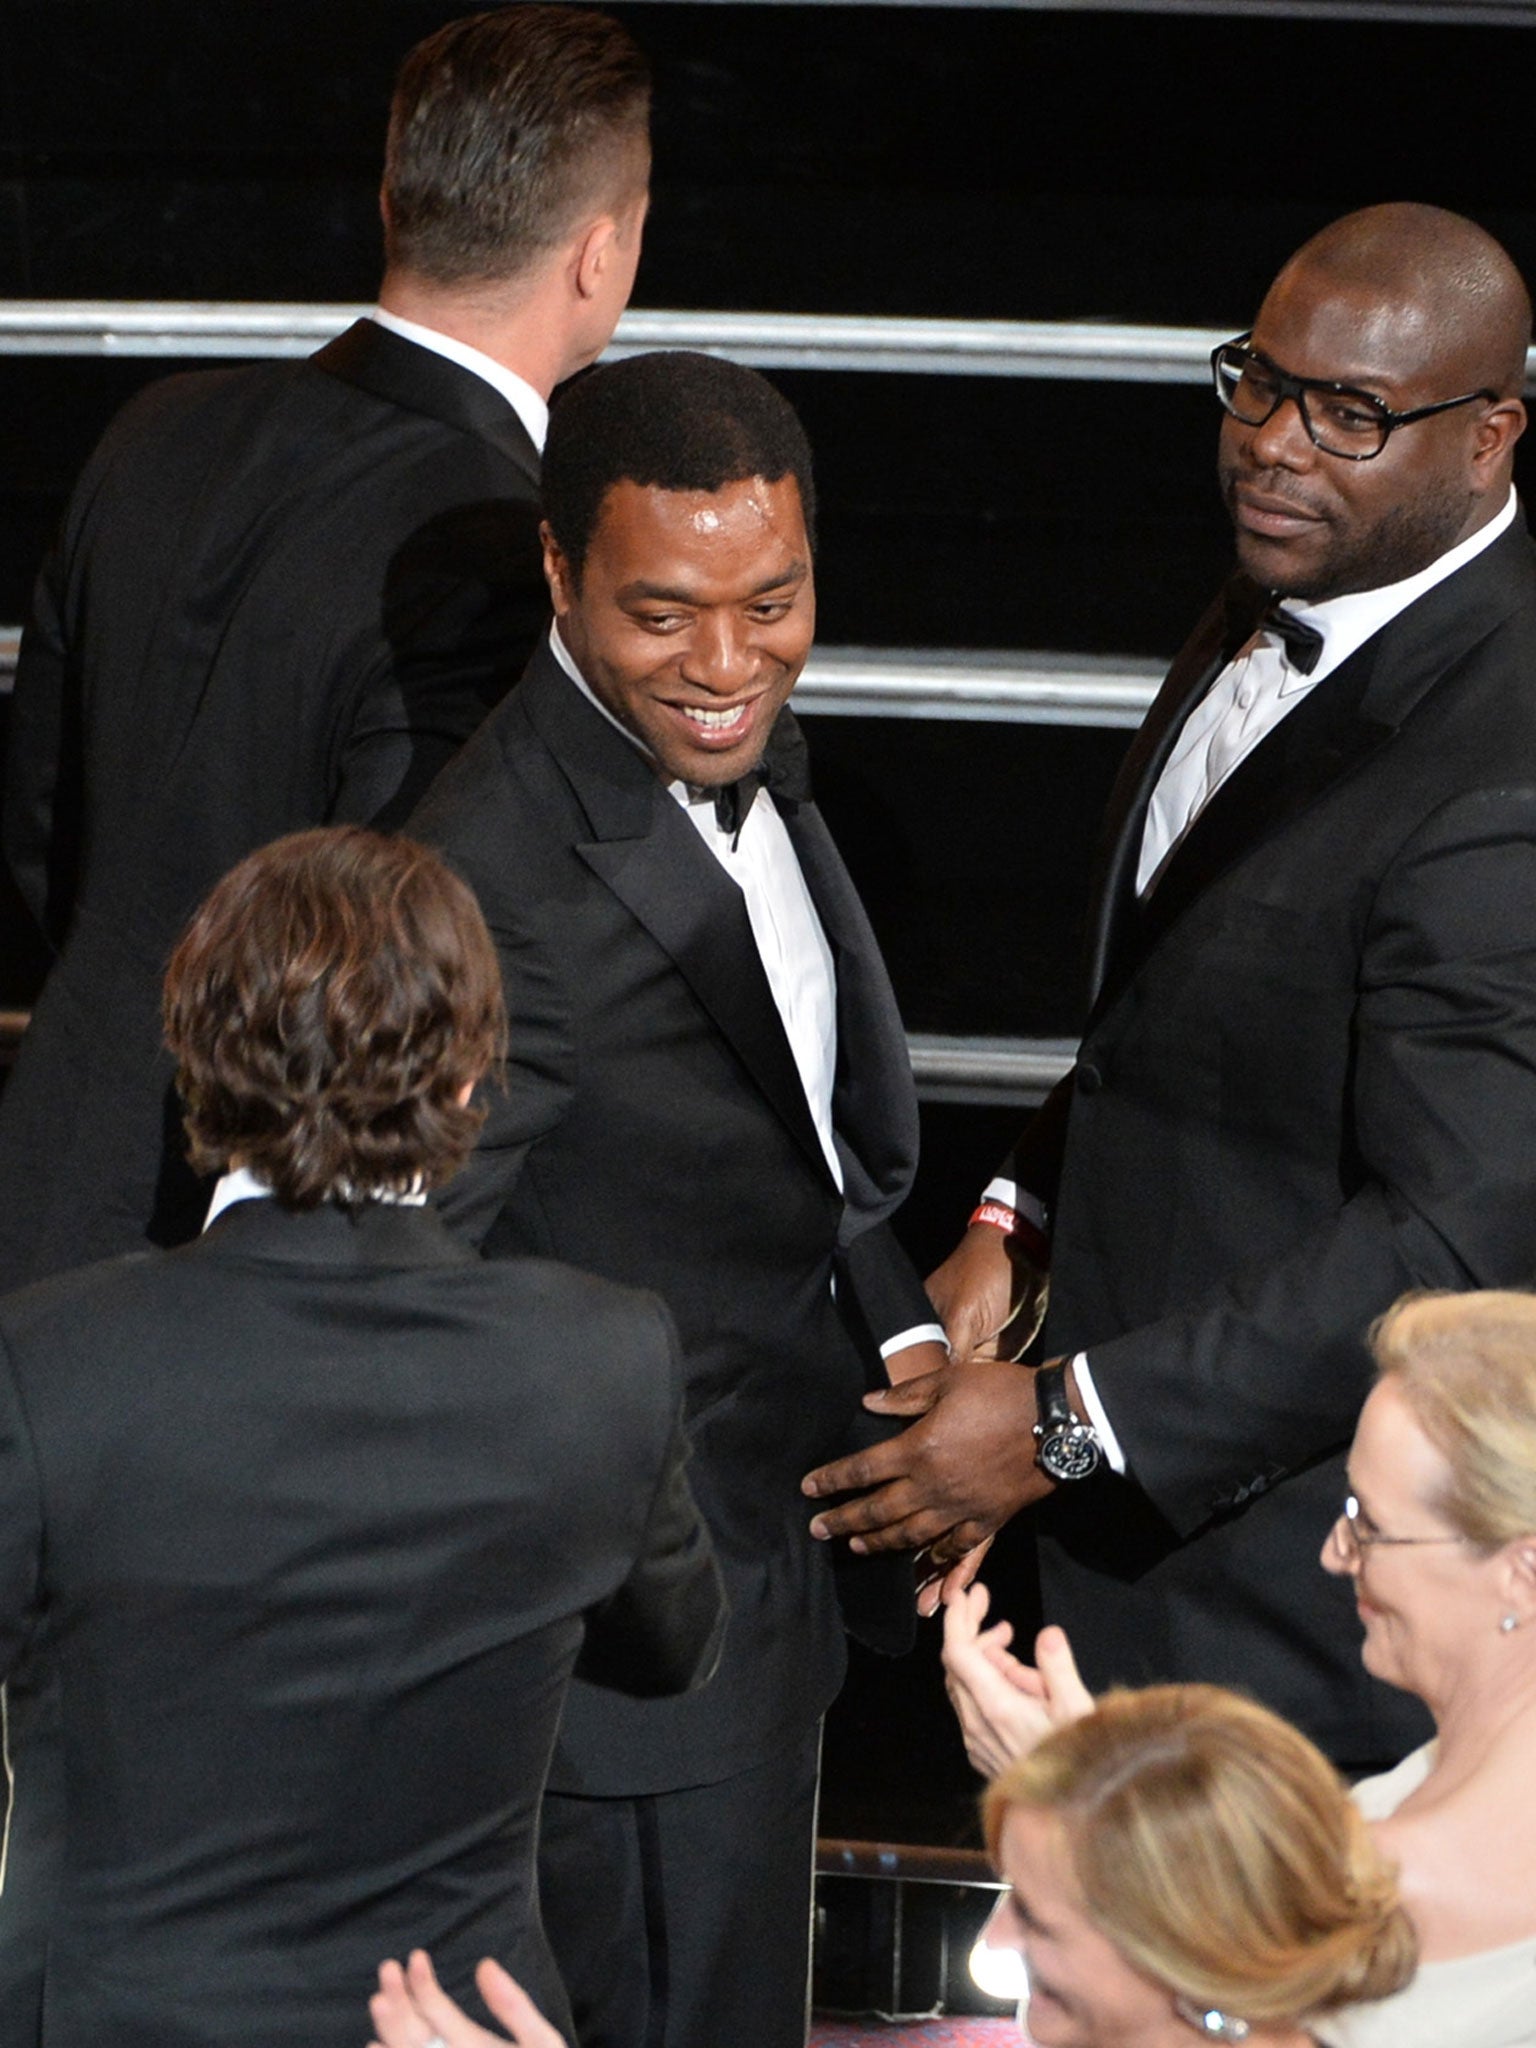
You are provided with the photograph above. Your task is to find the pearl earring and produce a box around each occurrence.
[1500,1614,1519,1634]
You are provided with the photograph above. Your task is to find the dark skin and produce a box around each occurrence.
[803,204,1530,1574]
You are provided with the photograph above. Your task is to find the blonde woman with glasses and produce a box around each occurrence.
[947,1286,1536,2047]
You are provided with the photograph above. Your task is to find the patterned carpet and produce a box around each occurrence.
[810,2020,1022,2046]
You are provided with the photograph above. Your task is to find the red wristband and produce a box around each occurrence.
[970,1201,1018,1234]
[968,1201,1051,1268]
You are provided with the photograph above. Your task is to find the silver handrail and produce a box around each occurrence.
[0,628,1159,725]
[0,304,1237,381]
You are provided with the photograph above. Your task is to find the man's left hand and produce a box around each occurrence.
[802,1355,1054,1564]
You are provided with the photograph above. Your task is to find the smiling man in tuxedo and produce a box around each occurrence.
[805,202,1536,1777]
[411,349,943,2048]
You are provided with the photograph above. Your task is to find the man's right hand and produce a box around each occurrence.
[927,1224,1048,1362]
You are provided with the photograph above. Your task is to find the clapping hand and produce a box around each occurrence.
[369,1950,566,2048]
[941,1580,1093,1779]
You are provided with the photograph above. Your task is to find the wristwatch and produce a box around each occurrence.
[1032,1361,1102,1482]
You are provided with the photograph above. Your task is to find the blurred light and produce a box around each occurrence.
[969,1935,1028,2003]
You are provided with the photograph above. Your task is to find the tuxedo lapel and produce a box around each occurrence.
[1127,660,1392,971]
[312,319,542,483]
[1089,523,1536,1024]
[781,798,918,1218]
[1085,583,1242,1008]
[518,652,834,1182]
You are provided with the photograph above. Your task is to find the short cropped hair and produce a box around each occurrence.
[383,5,650,288]
[164,828,507,1208]
[984,1685,1415,2028]
[1371,1289,1536,1550]
[542,350,818,581]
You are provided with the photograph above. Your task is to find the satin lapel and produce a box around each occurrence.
[1128,659,1392,971]
[1095,522,1536,1017]
[781,799,919,1217]
[518,655,832,1181]
[312,320,541,484]
[1085,584,1241,1007]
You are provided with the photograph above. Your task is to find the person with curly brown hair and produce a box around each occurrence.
[0,826,722,2048]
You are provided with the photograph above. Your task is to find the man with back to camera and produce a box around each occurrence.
[804,203,1536,1775]
[0,824,724,2048]
[0,4,651,1292]
[409,348,949,2048]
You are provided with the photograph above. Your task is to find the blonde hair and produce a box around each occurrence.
[1370,1290,1536,1550]
[983,1686,1414,2027]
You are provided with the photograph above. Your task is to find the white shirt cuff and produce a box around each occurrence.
[1070,1352,1127,1475]
[880,1322,949,1359]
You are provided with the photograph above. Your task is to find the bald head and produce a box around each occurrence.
[1218,204,1530,601]
[1278,203,1530,400]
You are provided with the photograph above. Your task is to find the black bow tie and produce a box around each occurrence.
[701,717,815,844]
[711,771,765,839]
[1257,599,1324,676]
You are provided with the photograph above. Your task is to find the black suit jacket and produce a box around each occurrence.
[0,1198,723,2048]
[409,642,932,1792]
[1010,518,1536,1764]
[0,320,547,1290]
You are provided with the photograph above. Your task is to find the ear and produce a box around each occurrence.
[540,519,575,615]
[572,214,620,303]
[1495,1537,1536,1624]
[1471,396,1526,485]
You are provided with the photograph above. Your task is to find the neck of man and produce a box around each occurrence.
[378,264,576,400]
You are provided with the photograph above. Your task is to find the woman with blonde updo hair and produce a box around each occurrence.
[981,1685,1413,2048]
[948,1284,1536,2048]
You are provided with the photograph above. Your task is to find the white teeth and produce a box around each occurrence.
[683,704,746,729]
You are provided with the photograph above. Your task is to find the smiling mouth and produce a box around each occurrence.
[681,703,749,730]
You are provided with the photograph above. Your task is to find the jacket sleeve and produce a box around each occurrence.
[839,1220,941,1349]
[3,545,80,951]
[574,1303,727,1698]
[0,1334,45,1684]
[431,883,577,1248]
[329,495,549,830]
[1088,783,1536,1537]
[995,1071,1075,1211]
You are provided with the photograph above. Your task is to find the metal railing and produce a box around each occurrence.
[0,629,1161,727]
[0,1008,1069,1099]
[0,303,1236,381]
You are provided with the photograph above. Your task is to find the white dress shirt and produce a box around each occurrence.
[991,489,1520,1471]
[1139,487,1517,892]
[369,307,549,453]
[549,626,944,1360]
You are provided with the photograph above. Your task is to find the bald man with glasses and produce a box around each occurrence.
[806,202,1536,1777]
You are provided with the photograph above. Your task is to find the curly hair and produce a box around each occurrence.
[542,350,817,582]
[163,828,506,1208]
[983,1684,1415,2029]
[383,5,650,287]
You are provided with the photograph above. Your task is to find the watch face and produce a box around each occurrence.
[1040,1425,1102,1483]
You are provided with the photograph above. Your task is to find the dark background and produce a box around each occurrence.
[3,0,1534,1846]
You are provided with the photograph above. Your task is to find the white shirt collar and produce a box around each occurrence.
[203,1165,427,1230]
[369,307,548,452]
[1274,486,1518,690]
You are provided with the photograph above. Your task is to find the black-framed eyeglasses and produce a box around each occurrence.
[1211,335,1497,461]
[1335,1493,1468,1556]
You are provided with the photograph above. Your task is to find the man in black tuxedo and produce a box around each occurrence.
[0,5,650,1293]
[410,350,945,2048]
[806,204,1536,1773]
[0,825,724,2048]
